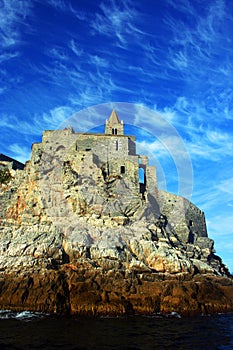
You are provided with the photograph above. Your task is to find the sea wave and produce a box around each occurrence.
[0,309,46,321]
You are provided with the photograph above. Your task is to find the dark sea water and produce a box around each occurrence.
[0,310,233,350]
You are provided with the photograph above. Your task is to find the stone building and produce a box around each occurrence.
[40,110,157,201]
[31,110,208,245]
[74,110,157,200]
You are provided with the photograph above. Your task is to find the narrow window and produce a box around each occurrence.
[115,128,117,135]
[120,166,125,174]
[115,140,118,150]
[138,167,145,184]
[112,128,114,135]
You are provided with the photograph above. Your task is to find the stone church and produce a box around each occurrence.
[31,110,208,245]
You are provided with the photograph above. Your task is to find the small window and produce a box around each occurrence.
[112,128,117,135]
[115,140,118,150]
[120,166,125,174]
[86,148,91,151]
[138,167,145,184]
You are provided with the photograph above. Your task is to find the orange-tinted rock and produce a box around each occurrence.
[0,267,233,317]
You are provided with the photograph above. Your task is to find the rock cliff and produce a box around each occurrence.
[0,123,232,316]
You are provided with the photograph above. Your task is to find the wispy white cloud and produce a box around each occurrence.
[0,0,32,48]
[165,0,226,51]
[40,106,75,130]
[0,52,19,63]
[46,0,70,12]
[0,106,75,137]
[69,39,83,57]
[46,0,86,20]
[217,177,233,195]
[0,114,40,135]
[91,0,141,47]
[88,55,109,68]
[8,143,31,163]
[47,47,69,61]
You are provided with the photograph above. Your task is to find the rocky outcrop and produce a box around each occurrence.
[0,265,233,316]
[0,129,232,316]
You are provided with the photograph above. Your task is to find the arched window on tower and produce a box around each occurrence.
[112,128,117,135]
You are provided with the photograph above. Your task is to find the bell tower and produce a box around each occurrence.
[105,110,124,135]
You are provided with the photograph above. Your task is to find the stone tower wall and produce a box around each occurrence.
[158,190,207,244]
[105,120,124,135]
[74,134,137,163]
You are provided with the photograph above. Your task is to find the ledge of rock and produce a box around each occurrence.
[0,266,233,316]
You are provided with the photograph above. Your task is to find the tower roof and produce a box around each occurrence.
[108,110,121,124]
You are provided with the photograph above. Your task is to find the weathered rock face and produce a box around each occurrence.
[0,126,232,316]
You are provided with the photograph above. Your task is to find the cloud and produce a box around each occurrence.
[0,52,19,64]
[46,0,66,10]
[0,114,40,135]
[8,143,31,163]
[0,0,32,48]
[46,0,86,20]
[0,106,75,137]
[151,95,233,163]
[88,55,109,68]
[217,177,233,195]
[47,47,69,61]
[69,39,83,57]
[165,0,226,50]
[161,0,233,116]
[187,128,233,162]
[171,51,188,69]
[40,106,75,130]
[91,0,141,46]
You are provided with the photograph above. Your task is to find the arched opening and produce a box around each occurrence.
[115,140,118,150]
[120,165,125,174]
[139,167,146,199]
[112,128,118,135]
[139,167,145,184]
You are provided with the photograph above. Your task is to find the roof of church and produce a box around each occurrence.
[108,110,121,124]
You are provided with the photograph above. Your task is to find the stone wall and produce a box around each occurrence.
[37,129,156,201]
[158,190,207,245]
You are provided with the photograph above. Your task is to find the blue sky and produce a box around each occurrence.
[0,0,232,272]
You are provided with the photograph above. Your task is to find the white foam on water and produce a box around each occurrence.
[0,309,46,321]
